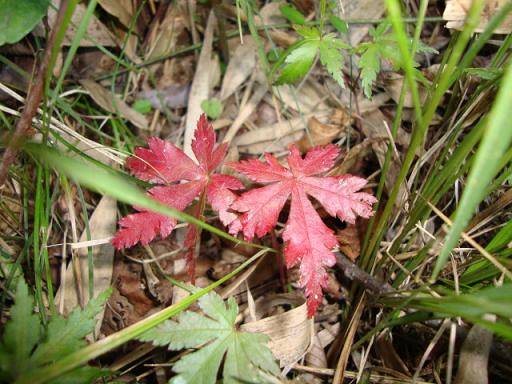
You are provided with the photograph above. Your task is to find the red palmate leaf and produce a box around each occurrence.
[228,145,376,316]
[113,115,243,279]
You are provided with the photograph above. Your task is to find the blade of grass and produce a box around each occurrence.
[365,0,485,267]
[432,59,512,280]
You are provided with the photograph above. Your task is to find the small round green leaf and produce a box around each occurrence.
[132,99,153,114]
[201,98,224,120]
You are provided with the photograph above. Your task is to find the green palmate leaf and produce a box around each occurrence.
[275,40,319,85]
[319,36,346,88]
[356,21,437,98]
[279,4,305,25]
[139,291,279,384]
[329,15,348,34]
[293,25,320,39]
[273,25,349,87]
[0,278,111,383]
[0,0,50,46]
[358,44,380,98]
[0,279,41,380]
[31,288,112,364]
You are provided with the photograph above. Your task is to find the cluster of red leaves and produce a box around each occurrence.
[113,115,376,316]
[112,114,243,279]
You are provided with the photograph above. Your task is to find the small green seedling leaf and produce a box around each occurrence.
[280,4,305,25]
[329,15,349,34]
[275,40,319,85]
[319,36,347,88]
[0,278,111,383]
[201,98,224,120]
[273,25,348,87]
[0,279,41,378]
[132,99,153,114]
[358,44,380,98]
[0,0,50,46]
[294,25,321,39]
[356,22,437,98]
[138,291,279,384]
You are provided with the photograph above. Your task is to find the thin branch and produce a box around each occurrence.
[335,251,394,295]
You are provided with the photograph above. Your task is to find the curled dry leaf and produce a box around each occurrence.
[241,297,313,368]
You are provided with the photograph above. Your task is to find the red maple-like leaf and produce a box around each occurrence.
[112,115,243,279]
[228,145,376,316]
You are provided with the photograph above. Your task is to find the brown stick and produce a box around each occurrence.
[335,251,394,295]
[0,0,70,187]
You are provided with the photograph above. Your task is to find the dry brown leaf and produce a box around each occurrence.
[444,0,512,34]
[80,80,148,130]
[336,224,361,261]
[317,323,340,349]
[34,0,117,46]
[234,111,330,148]
[220,37,256,101]
[185,11,216,158]
[375,333,411,375]
[296,116,344,152]
[138,84,190,110]
[305,332,328,369]
[223,82,267,144]
[241,297,313,368]
[358,93,391,113]
[383,74,428,109]
[273,82,330,114]
[98,0,135,30]
[337,0,385,45]
[145,4,187,61]
[55,196,117,335]
[328,139,374,176]
[256,2,296,46]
